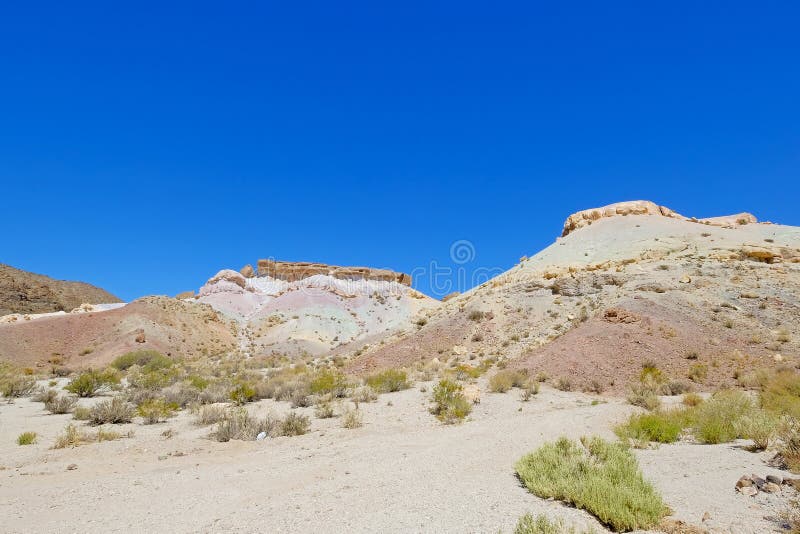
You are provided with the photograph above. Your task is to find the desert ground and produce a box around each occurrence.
[0,376,794,534]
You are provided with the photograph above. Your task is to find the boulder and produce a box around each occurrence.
[240,264,255,278]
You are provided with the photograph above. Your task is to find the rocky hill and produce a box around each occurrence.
[0,263,121,316]
[347,201,800,393]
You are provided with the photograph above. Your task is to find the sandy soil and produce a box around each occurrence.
[0,379,793,533]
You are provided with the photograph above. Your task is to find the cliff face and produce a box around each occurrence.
[251,259,412,286]
[0,263,121,316]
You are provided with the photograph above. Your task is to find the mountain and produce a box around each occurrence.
[0,258,435,369]
[0,263,121,316]
[347,201,800,392]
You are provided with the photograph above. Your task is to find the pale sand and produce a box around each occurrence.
[0,380,792,533]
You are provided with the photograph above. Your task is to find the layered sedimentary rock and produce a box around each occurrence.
[253,259,412,286]
[561,200,759,237]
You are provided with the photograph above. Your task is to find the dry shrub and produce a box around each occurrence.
[137,398,179,424]
[211,408,278,442]
[341,407,363,429]
[89,397,135,425]
[45,394,78,414]
[350,386,378,403]
[194,404,228,426]
[314,402,335,419]
[430,379,471,424]
[365,369,410,393]
[489,370,527,393]
[554,377,573,392]
[279,412,310,436]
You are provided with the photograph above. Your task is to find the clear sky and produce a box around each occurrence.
[2,1,798,301]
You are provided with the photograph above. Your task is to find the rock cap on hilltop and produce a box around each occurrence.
[255,259,412,286]
[561,200,758,237]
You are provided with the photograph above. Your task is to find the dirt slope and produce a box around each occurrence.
[349,203,800,391]
[0,263,121,316]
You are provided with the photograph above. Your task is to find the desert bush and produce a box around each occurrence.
[73,406,91,420]
[682,392,704,407]
[554,377,573,392]
[615,409,690,444]
[229,382,257,405]
[693,390,753,444]
[430,379,472,424]
[467,310,485,321]
[627,385,661,411]
[194,404,228,426]
[760,370,800,419]
[17,431,37,445]
[45,394,78,414]
[520,380,540,401]
[734,410,778,450]
[127,365,181,390]
[112,350,173,372]
[65,369,120,397]
[279,411,310,436]
[161,381,202,407]
[663,380,693,396]
[1,374,36,398]
[137,398,178,424]
[89,397,135,425]
[96,428,122,442]
[341,406,363,429]
[514,513,587,534]
[489,369,527,393]
[53,424,85,448]
[314,401,335,419]
[350,386,378,403]
[33,387,58,403]
[210,408,277,442]
[199,381,233,404]
[585,379,605,394]
[687,363,708,383]
[310,369,350,398]
[365,369,410,393]
[515,436,666,531]
[778,417,800,473]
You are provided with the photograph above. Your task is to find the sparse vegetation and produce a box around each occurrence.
[111,350,173,371]
[211,408,277,442]
[1,373,36,398]
[137,398,178,424]
[314,401,335,419]
[89,397,135,425]
[692,390,753,444]
[341,406,363,429]
[554,377,573,392]
[430,379,472,424]
[365,369,410,393]
[615,409,690,445]
[65,368,120,397]
[45,394,78,414]
[488,369,527,393]
[17,431,37,445]
[310,369,350,397]
[279,411,311,436]
[73,406,91,420]
[514,513,587,534]
[515,436,666,531]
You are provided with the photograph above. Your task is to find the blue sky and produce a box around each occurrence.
[2,1,798,300]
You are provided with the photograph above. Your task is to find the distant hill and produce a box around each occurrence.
[0,263,121,316]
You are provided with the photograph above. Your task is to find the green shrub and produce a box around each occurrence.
[45,394,78,414]
[310,369,349,397]
[127,366,180,390]
[112,350,173,371]
[514,513,588,534]
[430,379,472,424]
[89,397,135,425]
[65,369,120,397]
[365,369,410,393]
[693,390,753,444]
[734,410,778,450]
[279,411,310,436]
[137,398,178,424]
[760,370,800,419]
[515,437,667,531]
[615,409,689,444]
[17,431,37,445]
[229,383,257,405]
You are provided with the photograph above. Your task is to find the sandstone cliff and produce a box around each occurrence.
[253,259,412,286]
